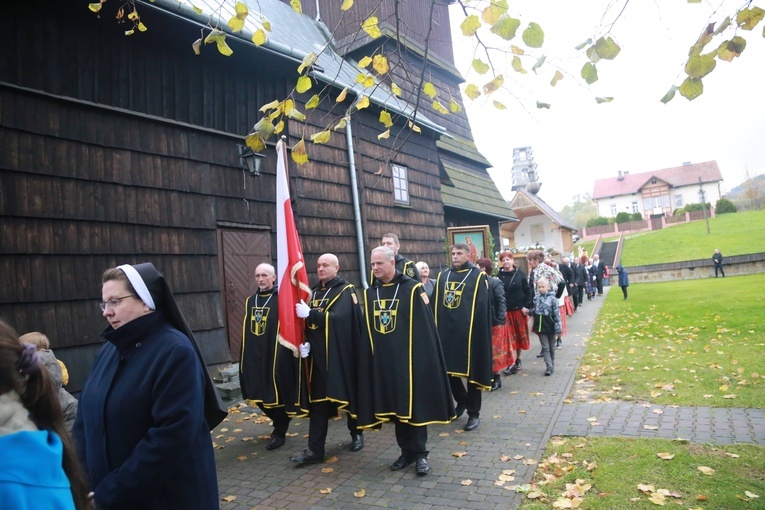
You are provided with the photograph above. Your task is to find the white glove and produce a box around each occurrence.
[295,300,310,318]
[299,342,311,358]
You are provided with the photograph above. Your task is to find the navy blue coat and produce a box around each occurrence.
[73,312,219,510]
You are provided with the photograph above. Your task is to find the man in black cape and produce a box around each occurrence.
[290,253,364,465]
[432,243,492,432]
[358,246,455,476]
[240,263,301,451]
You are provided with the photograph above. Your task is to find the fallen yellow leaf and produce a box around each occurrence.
[697,466,715,475]
[319,488,332,494]
[354,488,366,498]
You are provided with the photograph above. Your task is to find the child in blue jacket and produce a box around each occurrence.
[532,279,562,376]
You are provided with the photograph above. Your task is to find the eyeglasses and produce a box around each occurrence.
[99,295,136,312]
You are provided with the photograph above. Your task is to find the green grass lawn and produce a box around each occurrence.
[521,438,765,509]
[619,209,765,266]
[578,275,765,408]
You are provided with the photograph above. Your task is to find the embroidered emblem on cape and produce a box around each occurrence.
[443,281,465,309]
[250,306,270,335]
[420,292,429,305]
[405,266,415,278]
[351,293,358,304]
[307,297,330,331]
[373,299,399,334]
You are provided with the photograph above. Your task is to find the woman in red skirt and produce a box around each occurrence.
[476,258,513,391]
[497,252,531,375]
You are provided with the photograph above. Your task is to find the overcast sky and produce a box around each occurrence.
[448,0,765,210]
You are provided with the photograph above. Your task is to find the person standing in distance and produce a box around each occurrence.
[290,254,364,465]
[431,244,492,432]
[372,233,420,283]
[240,263,301,451]
[357,247,455,476]
[712,248,725,277]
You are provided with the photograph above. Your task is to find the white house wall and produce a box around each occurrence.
[515,215,563,251]
[595,183,722,218]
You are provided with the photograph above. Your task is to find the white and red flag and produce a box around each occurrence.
[276,138,310,356]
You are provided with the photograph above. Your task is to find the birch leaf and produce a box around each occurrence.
[493,100,506,109]
[595,96,613,103]
[377,129,390,140]
[660,85,678,104]
[296,75,312,93]
[490,15,521,41]
[137,22,147,32]
[252,29,267,46]
[290,0,302,14]
[536,101,551,109]
[287,107,306,121]
[333,117,348,131]
[341,0,353,11]
[472,59,490,74]
[305,95,320,109]
[372,54,389,74]
[465,84,481,99]
[310,130,331,144]
[354,488,366,498]
[216,39,233,56]
[581,62,598,84]
[362,16,382,38]
[228,15,245,32]
[449,98,462,113]
[423,82,437,99]
[532,55,546,73]
[460,15,481,37]
[291,139,308,164]
[679,77,703,100]
[511,56,527,73]
[259,100,280,112]
[297,52,317,74]
[245,134,266,153]
[697,466,715,475]
[355,96,370,110]
[391,82,402,96]
[88,3,102,13]
[482,0,507,24]
[408,121,421,133]
[379,110,393,128]
[261,18,272,31]
[358,56,372,68]
[432,100,449,114]
[336,87,348,103]
[192,38,202,55]
[737,7,765,30]
[522,22,544,48]
[483,75,504,94]
[550,70,563,86]
[274,120,285,134]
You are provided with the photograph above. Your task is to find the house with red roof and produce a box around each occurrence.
[592,161,723,218]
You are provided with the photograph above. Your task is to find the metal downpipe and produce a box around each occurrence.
[345,118,369,289]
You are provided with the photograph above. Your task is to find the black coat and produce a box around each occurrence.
[571,263,587,286]
[498,268,530,311]
[487,275,507,326]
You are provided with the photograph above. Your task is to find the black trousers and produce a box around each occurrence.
[393,419,428,460]
[571,284,580,310]
[307,401,358,456]
[257,403,291,437]
[715,263,725,277]
[449,376,482,417]
[576,285,584,307]
[621,286,628,299]
[596,276,604,294]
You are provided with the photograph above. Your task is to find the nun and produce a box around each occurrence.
[72,263,227,510]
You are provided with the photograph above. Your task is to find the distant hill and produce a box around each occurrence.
[726,174,765,199]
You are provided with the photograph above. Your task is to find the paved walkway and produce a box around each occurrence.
[214,287,764,509]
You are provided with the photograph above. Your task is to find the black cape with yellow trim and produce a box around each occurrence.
[296,276,363,417]
[240,285,301,415]
[357,272,455,428]
[369,254,419,285]
[432,261,493,390]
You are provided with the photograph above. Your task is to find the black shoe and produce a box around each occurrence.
[390,455,414,471]
[502,364,516,375]
[416,458,430,476]
[545,367,552,376]
[490,375,501,392]
[515,359,522,371]
[455,403,465,419]
[464,416,480,431]
[556,339,562,349]
[266,435,286,451]
[350,433,364,452]
[290,449,324,466]
[536,351,544,358]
